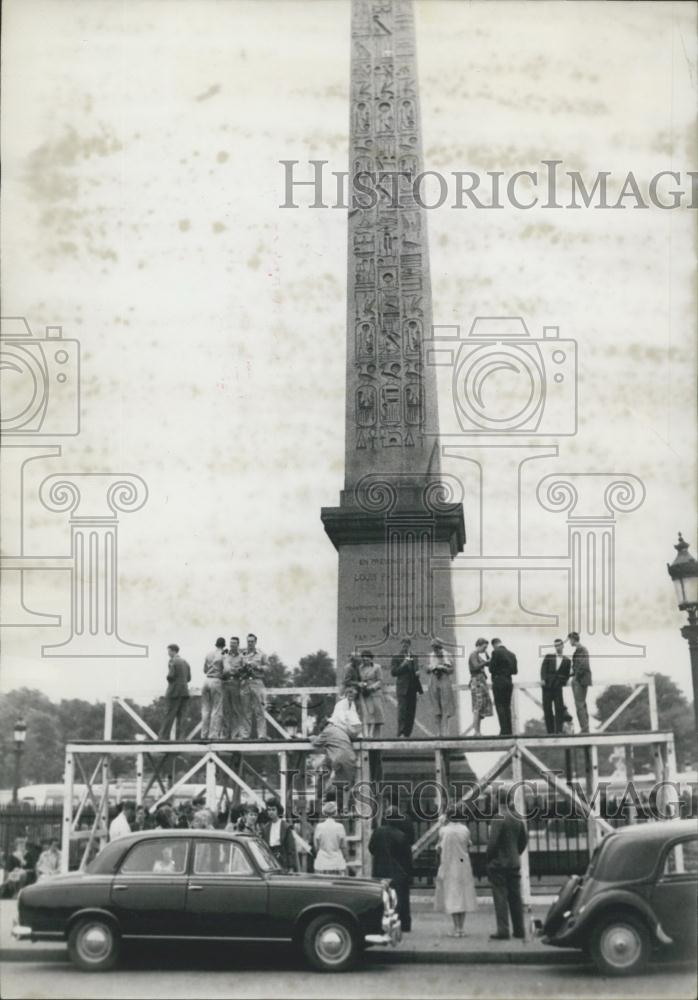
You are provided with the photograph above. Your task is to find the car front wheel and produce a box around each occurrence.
[590,913,650,976]
[302,913,358,972]
[68,917,121,972]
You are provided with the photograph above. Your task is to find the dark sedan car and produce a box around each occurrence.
[13,830,401,972]
[542,818,698,975]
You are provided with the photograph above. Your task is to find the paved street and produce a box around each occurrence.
[1,955,696,1000]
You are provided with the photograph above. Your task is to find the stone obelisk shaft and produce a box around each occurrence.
[322,1,465,725]
[344,0,437,485]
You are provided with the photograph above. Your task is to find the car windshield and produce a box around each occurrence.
[245,837,281,872]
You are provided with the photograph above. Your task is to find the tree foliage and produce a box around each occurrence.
[594,673,696,772]
[0,650,337,788]
[292,649,336,728]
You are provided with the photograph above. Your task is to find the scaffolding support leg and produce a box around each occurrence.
[61,750,74,873]
[512,744,531,907]
[358,748,372,877]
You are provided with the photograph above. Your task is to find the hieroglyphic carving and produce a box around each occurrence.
[350,0,426,450]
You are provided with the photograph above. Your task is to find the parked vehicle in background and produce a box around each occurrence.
[13,829,401,972]
[541,818,698,975]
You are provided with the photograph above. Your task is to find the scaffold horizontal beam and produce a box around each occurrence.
[67,730,673,757]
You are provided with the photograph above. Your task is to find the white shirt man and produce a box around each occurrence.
[109,806,133,841]
[329,694,362,737]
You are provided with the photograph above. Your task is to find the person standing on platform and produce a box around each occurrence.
[487,796,528,941]
[540,638,571,733]
[342,654,363,725]
[201,637,226,739]
[427,638,456,737]
[568,632,591,732]
[159,643,191,739]
[223,636,244,739]
[468,638,493,736]
[391,638,422,738]
[239,633,269,739]
[489,638,517,736]
[358,650,385,737]
[434,805,478,938]
[369,807,412,932]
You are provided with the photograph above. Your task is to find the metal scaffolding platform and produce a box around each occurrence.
[60,725,681,904]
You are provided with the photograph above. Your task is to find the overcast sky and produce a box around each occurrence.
[1,1,696,728]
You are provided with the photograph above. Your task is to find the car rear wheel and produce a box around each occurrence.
[68,917,120,972]
[302,914,358,972]
[590,913,650,977]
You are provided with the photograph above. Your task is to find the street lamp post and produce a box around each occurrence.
[667,533,698,738]
[12,718,27,805]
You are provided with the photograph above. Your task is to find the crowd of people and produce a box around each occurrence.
[159,633,271,741]
[107,796,307,871]
[104,788,529,942]
[158,631,592,746]
[367,795,529,941]
[0,837,61,898]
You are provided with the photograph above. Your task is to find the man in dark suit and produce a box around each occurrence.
[489,638,517,735]
[540,638,572,733]
[568,631,592,732]
[391,638,423,737]
[159,643,191,739]
[487,797,528,940]
[369,806,413,932]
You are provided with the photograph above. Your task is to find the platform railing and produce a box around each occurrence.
[104,674,660,742]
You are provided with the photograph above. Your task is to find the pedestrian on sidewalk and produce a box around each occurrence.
[433,805,478,938]
[369,806,413,932]
[486,796,528,941]
[313,801,349,876]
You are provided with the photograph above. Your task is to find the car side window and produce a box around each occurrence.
[661,838,698,877]
[193,841,254,876]
[120,839,188,875]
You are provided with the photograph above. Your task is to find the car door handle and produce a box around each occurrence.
[113,885,129,891]
[189,885,204,891]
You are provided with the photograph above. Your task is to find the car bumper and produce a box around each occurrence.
[12,923,34,941]
[365,911,402,947]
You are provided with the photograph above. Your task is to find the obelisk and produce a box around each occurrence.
[322,0,466,731]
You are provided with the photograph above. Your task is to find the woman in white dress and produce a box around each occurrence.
[434,805,478,937]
